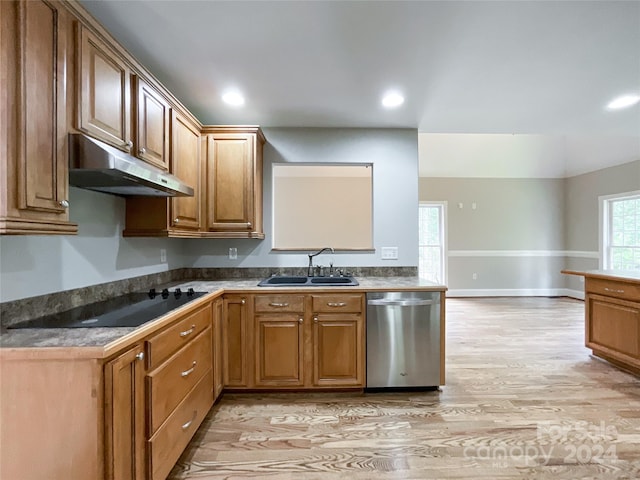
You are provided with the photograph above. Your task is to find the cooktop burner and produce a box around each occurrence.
[9,288,207,329]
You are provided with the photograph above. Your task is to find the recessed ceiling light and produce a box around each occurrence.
[381,91,404,108]
[222,90,245,107]
[606,94,640,110]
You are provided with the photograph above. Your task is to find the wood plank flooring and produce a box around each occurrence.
[169,297,640,479]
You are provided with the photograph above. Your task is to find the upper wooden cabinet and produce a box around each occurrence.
[76,23,132,152]
[123,111,202,237]
[170,112,201,229]
[0,0,77,234]
[134,76,170,170]
[203,126,265,239]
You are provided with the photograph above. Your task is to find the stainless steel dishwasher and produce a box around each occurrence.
[366,291,441,388]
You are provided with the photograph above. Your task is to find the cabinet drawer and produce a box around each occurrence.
[148,369,213,480]
[146,303,211,369]
[255,295,305,313]
[312,294,363,313]
[147,328,212,434]
[586,278,640,302]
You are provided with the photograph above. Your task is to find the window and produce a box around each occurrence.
[601,191,640,271]
[418,202,447,283]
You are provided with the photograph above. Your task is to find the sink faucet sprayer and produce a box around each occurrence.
[307,247,334,277]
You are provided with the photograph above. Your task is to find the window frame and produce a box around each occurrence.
[599,190,640,270]
[418,201,448,284]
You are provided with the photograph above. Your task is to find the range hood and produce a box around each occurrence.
[68,134,194,197]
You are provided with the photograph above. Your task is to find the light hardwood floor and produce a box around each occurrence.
[169,297,640,479]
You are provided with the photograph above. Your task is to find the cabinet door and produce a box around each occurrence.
[312,314,364,387]
[77,24,131,151]
[213,298,224,399]
[206,133,254,232]
[1,0,77,234]
[170,111,201,230]
[134,76,169,170]
[222,295,252,387]
[255,314,304,386]
[588,295,640,362]
[104,344,146,480]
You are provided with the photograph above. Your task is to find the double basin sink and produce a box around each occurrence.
[257,275,359,287]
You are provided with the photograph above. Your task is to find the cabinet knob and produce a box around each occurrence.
[241,298,246,305]
[59,199,69,208]
[247,222,252,229]
[135,351,145,361]
[313,317,318,323]
[139,147,146,155]
[174,218,180,223]
[123,140,133,150]
[298,318,303,324]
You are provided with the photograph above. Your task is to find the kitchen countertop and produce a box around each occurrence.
[561,269,640,283]
[0,276,446,352]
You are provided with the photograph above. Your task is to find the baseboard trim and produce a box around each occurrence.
[447,288,585,299]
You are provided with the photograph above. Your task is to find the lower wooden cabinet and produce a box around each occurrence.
[312,314,364,387]
[255,313,305,386]
[213,298,224,400]
[223,295,252,388]
[247,293,366,389]
[585,276,640,374]
[105,343,147,480]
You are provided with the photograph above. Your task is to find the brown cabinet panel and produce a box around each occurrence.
[223,295,252,387]
[588,296,640,359]
[105,344,146,480]
[147,328,212,434]
[170,111,201,229]
[148,369,213,480]
[311,294,363,313]
[1,0,76,234]
[203,127,265,238]
[77,23,131,150]
[146,303,211,370]
[255,295,305,313]
[207,133,252,229]
[255,314,304,386]
[312,313,364,387]
[586,277,640,302]
[134,76,169,170]
[213,298,224,400]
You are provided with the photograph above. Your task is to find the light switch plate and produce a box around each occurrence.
[381,247,399,260]
[229,247,238,260]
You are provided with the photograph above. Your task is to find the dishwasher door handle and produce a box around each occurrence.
[367,299,434,307]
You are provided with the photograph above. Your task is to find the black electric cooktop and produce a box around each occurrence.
[9,288,207,329]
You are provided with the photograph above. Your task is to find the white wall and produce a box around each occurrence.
[185,128,419,269]
[0,187,184,302]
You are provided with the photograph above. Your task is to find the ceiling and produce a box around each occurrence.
[80,0,640,176]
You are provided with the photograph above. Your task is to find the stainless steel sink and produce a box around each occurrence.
[257,275,359,287]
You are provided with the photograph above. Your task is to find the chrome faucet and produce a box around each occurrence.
[307,247,334,276]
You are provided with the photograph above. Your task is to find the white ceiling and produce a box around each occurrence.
[80,0,640,176]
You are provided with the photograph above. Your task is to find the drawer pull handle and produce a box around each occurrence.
[327,302,347,307]
[180,325,196,337]
[181,361,197,377]
[269,302,289,307]
[181,410,197,430]
[604,287,625,294]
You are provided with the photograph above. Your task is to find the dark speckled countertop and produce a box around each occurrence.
[0,277,445,351]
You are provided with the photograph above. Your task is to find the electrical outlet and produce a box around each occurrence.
[381,247,399,260]
[472,273,478,280]
[160,249,167,263]
[229,247,238,260]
